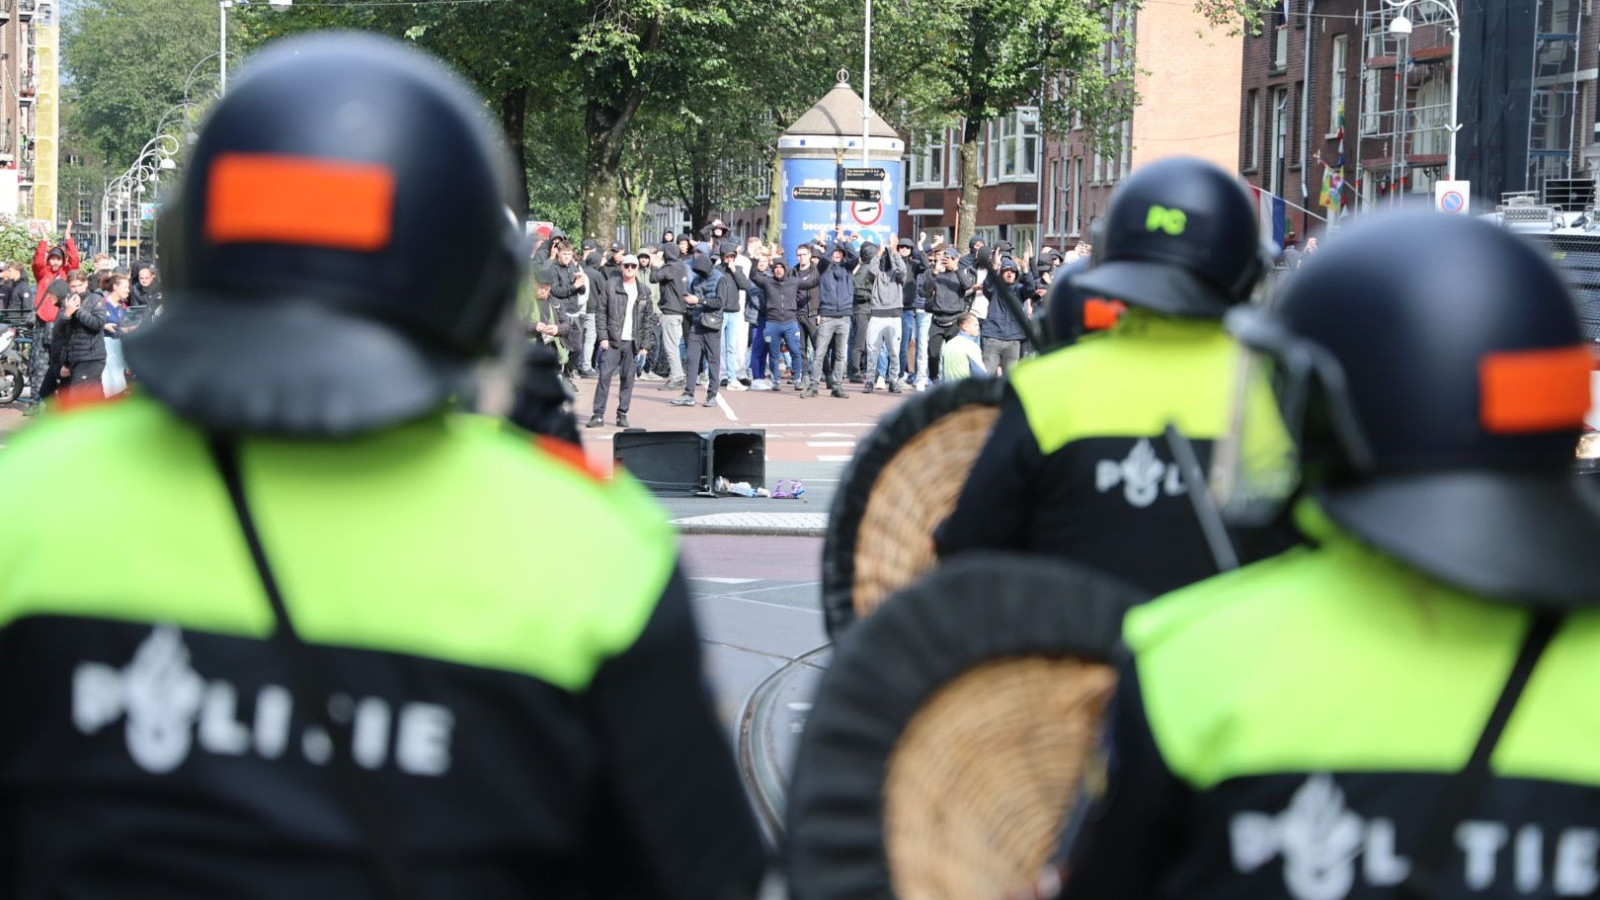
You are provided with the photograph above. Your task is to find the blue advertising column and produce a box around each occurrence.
[775,78,905,261]
[778,156,904,260]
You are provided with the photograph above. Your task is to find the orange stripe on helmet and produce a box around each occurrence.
[1082,299,1126,332]
[205,153,396,252]
[1479,345,1593,434]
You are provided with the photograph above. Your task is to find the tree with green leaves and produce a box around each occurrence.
[62,0,222,171]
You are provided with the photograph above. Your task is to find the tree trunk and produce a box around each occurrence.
[582,101,627,244]
[497,86,529,211]
[764,152,783,246]
[957,118,982,246]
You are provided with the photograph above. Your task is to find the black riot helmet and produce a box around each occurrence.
[1217,212,1600,607]
[1045,259,1125,349]
[126,33,527,437]
[1074,156,1271,318]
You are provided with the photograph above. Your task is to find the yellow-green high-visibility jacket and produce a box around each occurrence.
[1061,505,1600,900]
[934,310,1295,596]
[0,396,764,900]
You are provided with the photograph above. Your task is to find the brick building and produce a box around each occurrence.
[897,1,1243,252]
[1241,0,1600,243]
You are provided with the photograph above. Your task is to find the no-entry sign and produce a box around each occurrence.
[1434,181,1471,215]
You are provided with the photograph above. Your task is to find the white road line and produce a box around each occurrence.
[806,441,855,447]
[817,454,854,462]
[813,431,854,438]
[716,393,739,421]
[749,422,876,427]
[691,577,761,584]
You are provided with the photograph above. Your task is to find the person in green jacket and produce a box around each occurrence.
[1055,212,1600,900]
[0,33,765,900]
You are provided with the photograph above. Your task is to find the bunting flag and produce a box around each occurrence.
[1320,167,1334,209]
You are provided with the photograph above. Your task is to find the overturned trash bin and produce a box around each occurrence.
[613,429,767,496]
[708,429,766,494]
[613,431,706,494]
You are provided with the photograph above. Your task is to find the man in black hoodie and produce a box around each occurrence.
[650,243,689,389]
[734,252,818,391]
[921,245,978,381]
[849,242,877,383]
[810,234,858,398]
[672,254,739,407]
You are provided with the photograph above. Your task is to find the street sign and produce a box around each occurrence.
[851,200,883,227]
[1434,180,1471,215]
[843,167,887,181]
[792,186,882,203]
[792,186,838,201]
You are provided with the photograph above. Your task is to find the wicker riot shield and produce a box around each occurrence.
[821,377,1008,638]
[787,554,1148,900]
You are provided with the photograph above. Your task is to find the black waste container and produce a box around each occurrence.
[614,430,706,494]
[708,429,766,493]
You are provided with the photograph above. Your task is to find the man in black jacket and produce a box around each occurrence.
[921,246,978,382]
[672,254,738,407]
[811,233,858,399]
[735,252,819,391]
[61,271,109,396]
[589,254,657,428]
[650,243,689,389]
[849,242,877,383]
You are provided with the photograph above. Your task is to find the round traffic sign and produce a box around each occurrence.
[1440,190,1466,213]
[851,200,883,227]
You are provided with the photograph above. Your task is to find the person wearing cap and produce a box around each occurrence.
[589,252,656,428]
[934,156,1293,596]
[1055,212,1600,900]
[0,34,765,899]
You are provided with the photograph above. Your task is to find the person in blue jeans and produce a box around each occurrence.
[733,254,817,391]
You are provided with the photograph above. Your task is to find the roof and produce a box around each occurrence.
[783,80,899,139]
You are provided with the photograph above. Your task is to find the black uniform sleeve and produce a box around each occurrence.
[582,564,768,900]
[1059,656,1189,900]
[933,392,1045,557]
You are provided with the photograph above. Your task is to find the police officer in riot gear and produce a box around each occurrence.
[0,34,764,899]
[935,156,1289,595]
[1058,212,1600,900]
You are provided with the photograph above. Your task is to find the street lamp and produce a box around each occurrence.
[1385,0,1460,181]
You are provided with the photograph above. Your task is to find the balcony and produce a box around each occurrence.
[17,1,34,22]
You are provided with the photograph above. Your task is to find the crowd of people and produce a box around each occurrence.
[2,30,1594,900]
[526,221,1093,425]
[0,221,162,413]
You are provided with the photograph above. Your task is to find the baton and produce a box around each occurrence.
[1162,422,1240,573]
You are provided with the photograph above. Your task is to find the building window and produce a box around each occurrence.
[1020,112,1039,177]
[1244,89,1260,170]
[1048,158,1061,234]
[1290,81,1302,167]
[911,129,945,188]
[1273,26,1289,71]
[1072,158,1084,235]
[1093,148,1104,184]
[1001,114,1018,179]
[1271,87,1290,195]
[1329,35,1348,136]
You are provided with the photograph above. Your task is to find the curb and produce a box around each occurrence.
[674,523,829,537]
[670,512,829,538]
